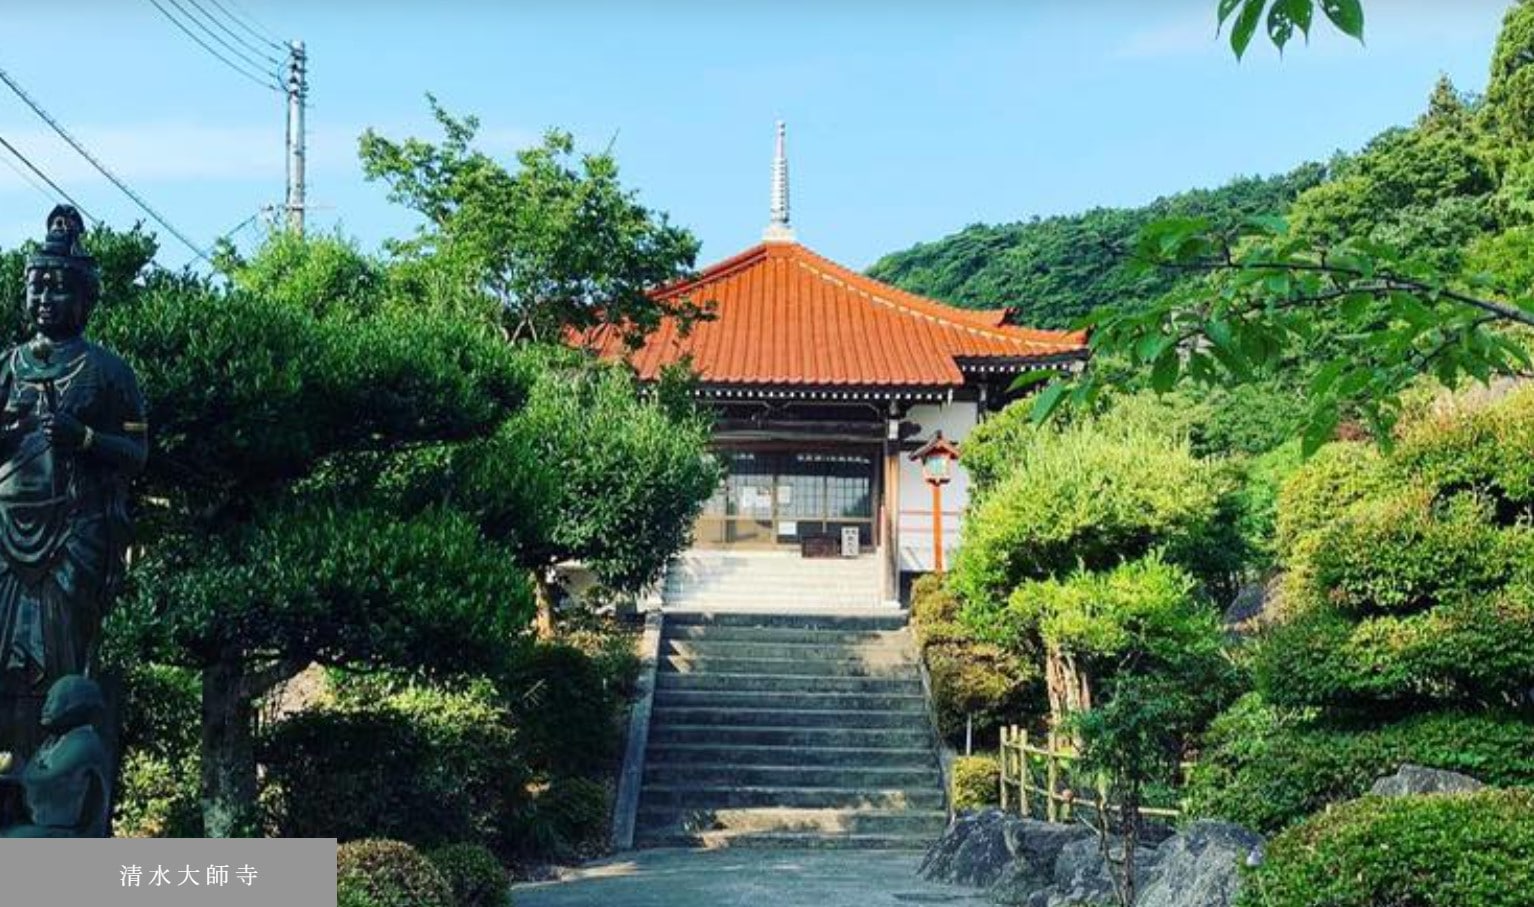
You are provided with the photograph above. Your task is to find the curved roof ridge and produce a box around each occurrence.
[783,242,1085,351]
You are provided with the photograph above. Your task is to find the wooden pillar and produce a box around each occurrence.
[930,481,945,574]
[882,432,901,604]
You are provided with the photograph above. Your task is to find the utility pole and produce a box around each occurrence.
[284,40,307,234]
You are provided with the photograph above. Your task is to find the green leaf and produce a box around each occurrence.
[1231,0,1267,59]
[1206,319,1235,351]
[1267,0,1313,49]
[1150,348,1182,393]
[1134,332,1174,364]
[1217,0,1245,25]
[1008,370,1057,394]
[1320,0,1364,40]
[1302,404,1339,456]
[1029,381,1070,425]
[1309,359,1346,398]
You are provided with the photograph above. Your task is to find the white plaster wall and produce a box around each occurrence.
[899,402,979,573]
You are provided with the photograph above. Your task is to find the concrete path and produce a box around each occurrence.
[512,848,988,906]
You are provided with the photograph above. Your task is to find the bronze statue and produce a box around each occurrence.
[0,205,146,780]
[0,674,112,837]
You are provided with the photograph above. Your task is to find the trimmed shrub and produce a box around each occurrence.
[951,754,1000,811]
[1187,693,1534,833]
[1237,789,1534,907]
[337,840,454,907]
[428,843,509,907]
[1391,384,1534,513]
[950,402,1228,609]
[911,573,1044,748]
[1272,440,1389,558]
[1309,490,1515,616]
[261,682,528,854]
[925,641,1041,749]
[1256,583,1534,710]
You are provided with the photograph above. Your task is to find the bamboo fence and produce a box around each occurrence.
[997,725,1181,823]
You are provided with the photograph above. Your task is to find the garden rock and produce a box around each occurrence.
[1369,764,1485,797]
[920,809,1014,886]
[1027,836,1157,907]
[1137,821,1265,907]
[988,820,1094,903]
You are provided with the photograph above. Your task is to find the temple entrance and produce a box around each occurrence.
[694,447,878,551]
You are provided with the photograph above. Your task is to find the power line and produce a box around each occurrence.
[184,0,284,66]
[205,0,286,51]
[0,65,211,263]
[0,133,95,222]
[144,0,281,92]
[168,0,284,75]
[0,141,59,208]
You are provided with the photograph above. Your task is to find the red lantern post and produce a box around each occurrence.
[910,432,961,574]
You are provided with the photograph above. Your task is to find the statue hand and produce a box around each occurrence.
[39,412,85,450]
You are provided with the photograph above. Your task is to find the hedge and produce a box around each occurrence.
[1186,694,1534,833]
[1237,789,1534,907]
[951,755,1000,812]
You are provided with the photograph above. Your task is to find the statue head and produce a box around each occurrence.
[23,206,100,342]
[39,674,104,731]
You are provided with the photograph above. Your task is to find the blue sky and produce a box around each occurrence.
[0,1,1514,272]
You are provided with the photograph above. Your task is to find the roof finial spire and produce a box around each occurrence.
[764,120,795,242]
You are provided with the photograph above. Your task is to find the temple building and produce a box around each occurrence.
[585,124,1088,609]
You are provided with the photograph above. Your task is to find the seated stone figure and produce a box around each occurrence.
[0,674,111,837]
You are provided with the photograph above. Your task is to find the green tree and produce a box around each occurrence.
[358,98,706,346]
[954,395,1239,732]
[408,347,719,638]
[96,233,536,836]
[1487,1,1534,144]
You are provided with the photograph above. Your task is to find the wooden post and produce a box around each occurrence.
[930,481,944,574]
[1019,728,1030,818]
[998,726,1007,812]
[1045,729,1059,824]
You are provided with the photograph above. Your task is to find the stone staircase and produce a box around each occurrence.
[663,551,884,611]
[635,612,948,849]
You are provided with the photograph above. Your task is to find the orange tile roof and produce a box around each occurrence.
[580,241,1087,388]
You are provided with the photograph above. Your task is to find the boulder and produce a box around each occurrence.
[1027,835,1158,907]
[919,809,1013,886]
[1370,764,1485,797]
[989,820,1094,904]
[1136,821,1265,907]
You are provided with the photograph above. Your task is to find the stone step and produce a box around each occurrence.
[644,743,936,768]
[664,625,906,645]
[664,612,907,631]
[632,830,934,850]
[662,639,912,661]
[639,784,946,811]
[660,655,918,678]
[653,689,927,713]
[655,671,923,695]
[643,763,941,789]
[637,806,948,837]
[665,596,885,611]
[650,706,920,729]
[648,724,933,749]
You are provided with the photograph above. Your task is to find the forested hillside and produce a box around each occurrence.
[866,165,1324,328]
[869,68,1526,332]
